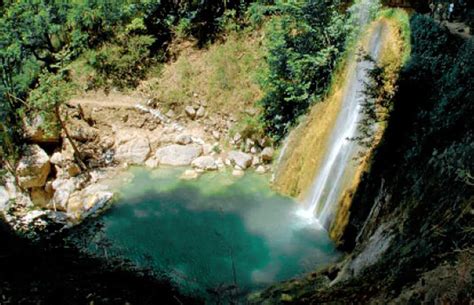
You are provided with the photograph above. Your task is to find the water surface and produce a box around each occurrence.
[76,168,339,300]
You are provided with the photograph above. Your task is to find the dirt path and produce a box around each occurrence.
[68,92,147,109]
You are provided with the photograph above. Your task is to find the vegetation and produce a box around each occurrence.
[258,0,350,140]
[0,1,254,170]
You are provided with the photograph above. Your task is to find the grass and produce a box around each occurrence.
[138,30,266,123]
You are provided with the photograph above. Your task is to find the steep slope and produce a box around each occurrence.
[252,15,473,304]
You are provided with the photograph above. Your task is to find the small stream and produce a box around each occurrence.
[71,168,339,301]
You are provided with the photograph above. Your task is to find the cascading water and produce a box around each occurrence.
[298,1,385,229]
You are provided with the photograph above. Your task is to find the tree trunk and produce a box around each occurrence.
[54,105,89,173]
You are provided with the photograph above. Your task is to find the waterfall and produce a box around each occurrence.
[300,6,385,229]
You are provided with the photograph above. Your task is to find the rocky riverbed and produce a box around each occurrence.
[1,93,276,236]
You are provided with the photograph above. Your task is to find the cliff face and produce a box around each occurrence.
[253,15,473,304]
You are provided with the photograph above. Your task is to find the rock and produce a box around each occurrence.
[154,144,202,166]
[261,147,275,162]
[69,119,98,142]
[16,145,51,189]
[67,163,82,177]
[256,165,266,174]
[145,157,159,168]
[227,151,253,169]
[232,169,245,177]
[250,146,258,154]
[115,136,151,165]
[30,187,52,208]
[166,109,176,118]
[196,106,205,118]
[212,131,220,140]
[252,156,261,167]
[216,157,225,169]
[233,133,242,144]
[175,134,193,145]
[192,156,217,171]
[23,114,60,143]
[100,136,115,150]
[50,152,64,165]
[180,169,200,180]
[185,106,196,119]
[52,179,76,211]
[202,143,213,155]
[68,186,113,221]
[0,186,10,212]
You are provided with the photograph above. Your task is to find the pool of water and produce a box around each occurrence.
[74,168,340,301]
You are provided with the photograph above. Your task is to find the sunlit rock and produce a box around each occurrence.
[16,145,51,189]
[155,144,202,166]
[228,151,253,169]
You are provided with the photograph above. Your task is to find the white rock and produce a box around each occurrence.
[196,106,205,118]
[212,131,220,140]
[16,145,51,189]
[145,157,159,168]
[50,152,64,165]
[115,136,151,165]
[52,179,76,211]
[227,151,253,169]
[202,143,213,155]
[175,134,193,145]
[252,156,261,167]
[256,165,266,174]
[191,156,217,171]
[155,144,202,166]
[185,106,196,119]
[0,186,10,212]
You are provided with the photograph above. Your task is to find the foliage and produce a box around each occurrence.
[87,33,156,89]
[258,0,350,140]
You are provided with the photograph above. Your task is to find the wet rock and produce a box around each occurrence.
[261,147,275,162]
[180,169,200,180]
[192,156,217,171]
[232,169,245,177]
[16,145,51,189]
[185,106,196,119]
[145,157,159,168]
[155,144,202,166]
[227,151,253,169]
[175,134,193,145]
[256,165,267,174]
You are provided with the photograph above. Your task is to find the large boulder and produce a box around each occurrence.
[67,184,113,221]
[16,145,51,189]
[30,187,53,208]
[155,144,202,166]
[115,129,151,165]
[227,151,253,169]
[192,156,217,171]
